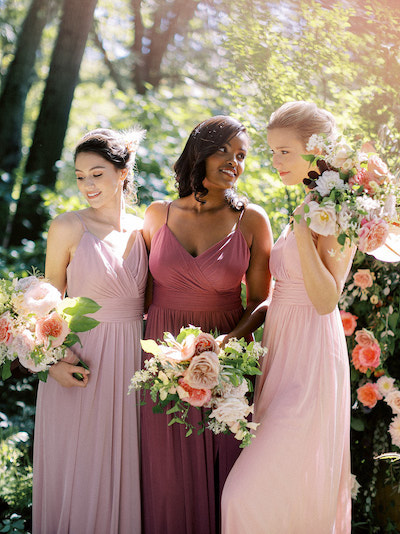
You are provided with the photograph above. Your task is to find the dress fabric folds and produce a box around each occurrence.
[222,226,351,534]
[33,227,147,534]
[141,207,250,534]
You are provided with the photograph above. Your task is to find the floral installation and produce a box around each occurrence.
[0,273,100,381]
[129,325,266,447]
[295,134,400,254]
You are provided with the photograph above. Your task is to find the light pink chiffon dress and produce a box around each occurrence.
[32,220,147,534]
[222,226,352,534]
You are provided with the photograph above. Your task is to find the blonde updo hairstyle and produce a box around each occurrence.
[74,127,145,202]
[267,101,337,149]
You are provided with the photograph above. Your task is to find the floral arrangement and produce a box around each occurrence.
[0,274,100,381]
[129,325,266,447]
[297,134,399,254]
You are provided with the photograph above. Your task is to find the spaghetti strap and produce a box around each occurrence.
[75,212,88,232]
[165,202,172,224]
[236,208,245,230]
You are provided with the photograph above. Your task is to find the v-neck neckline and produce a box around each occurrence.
[164,224,238,259]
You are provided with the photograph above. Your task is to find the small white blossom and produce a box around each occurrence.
[315,170,347,197]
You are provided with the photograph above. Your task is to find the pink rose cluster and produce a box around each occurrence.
[352,269,374,290]
[351,329,381,374]
[358,218,389,253]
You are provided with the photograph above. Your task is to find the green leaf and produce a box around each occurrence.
[303,204,310,213]
[337,233,346,246]
[1,360,12,380]
[37,370,49,382]
[63,333,82,347]
[351,418,365,432]
[301,154,316,162]
[68,315,100,332]
[185,428,193,437]
[388,312,398,331]
[166,404,182,415]
[141,339,160,356]
[58,297,101,316]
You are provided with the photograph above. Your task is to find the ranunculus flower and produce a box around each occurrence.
[389,415,400,447]
[355,328,377,347]
[210,397,252,426]
[376,376,396,397]
[0,312,14,345]
[194,332,220,356]
[307,200,337,236]
[353,269,374,290]
[367,155,388,184]
[358,219,389,253]
[177,377,211,407]
[35,311,70,348]
[352,345,368,373]
[357,382,382,409]
[340,311,358,336]
[184,351,220,390]
[20,281,62,317]
[358,343,381,370]
[385,391,400,415]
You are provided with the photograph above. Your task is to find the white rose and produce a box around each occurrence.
[306,201,337,236]
[328,142,353,168]
[209,397,252,425]
[315,170,346,197]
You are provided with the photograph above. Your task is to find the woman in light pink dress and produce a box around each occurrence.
[32,128,146,534]
[222,102,354,533]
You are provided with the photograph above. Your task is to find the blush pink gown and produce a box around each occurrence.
[32,221,147,534]
[222,226,352,533]
[140,205,250,534]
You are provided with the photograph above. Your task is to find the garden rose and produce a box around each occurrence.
[10,331,42,371]
[315,171,346,197]
[340,311,358,336]
[14,275,40,292]
[194,332,220,356]
[306,201,337,236]
[180,334,197,360]
[177,377,211,407]
[353,269,374,290]
[358,219,389,253]
[20,281,62,317]
[0,312,14,345]
[367,155,388,184]
[358,343,381,370]
[35,311,70,348]
[351,345,368,374]
[355,328,377,347]
[210,397,252,426]
[328,142,354,168]
[385,391,400,415]
[184,351,220,390]
[357,382,382,409]
[376,375,396,397]
[349,169,376,196]
[389,415,400,448]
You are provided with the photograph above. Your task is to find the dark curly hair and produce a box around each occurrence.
[174,116,249,211]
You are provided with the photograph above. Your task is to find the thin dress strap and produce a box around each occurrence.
[75,212,88,232]
[165,202,172,225]
[236,208,245,230]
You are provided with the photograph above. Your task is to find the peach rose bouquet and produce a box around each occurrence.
[296,134,400,258]
[0,273,100,381]
[129,325,267,447]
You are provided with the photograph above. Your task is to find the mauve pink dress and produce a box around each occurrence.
[222,226,352,533]
[140,205,250,534]
[32,223,147,534]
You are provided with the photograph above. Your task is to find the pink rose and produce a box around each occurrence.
[194,332,220,356]
[367,155,388,184]
[386,391,400,415]
[35,311,70,348]
[177,377,212,407]
[0,312,14,345]
[21,281,62,317]
[180,334,197,361]
[11,331,42,372]
[358,219,389,253]
[349,169,376,195]
[184,351,220,390]
[357,382,382,409]
[355,328,377,347]
[352,345,368,373]
[340,311,358,336]
[358,343,381,370]
[353,269,374,290]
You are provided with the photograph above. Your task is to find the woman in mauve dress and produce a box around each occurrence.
[222,101,354,534]
[33,128,146,534]
[140,115,273,534]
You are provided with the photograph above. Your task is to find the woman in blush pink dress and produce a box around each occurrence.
[222,102,354,534]
[140,116,273,534]
[32,128,146,534]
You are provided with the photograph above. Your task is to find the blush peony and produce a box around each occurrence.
[20,281,62,317]
[357,382,382,409]
[35,311,70,348]
[340,311,358,336]
[194,332,220,356]
[353,269,374,290]
[358,219,389,253]
[177,378,211,407]
[0,312,14,345]
[307,201,337,236]
[184,351,220,390]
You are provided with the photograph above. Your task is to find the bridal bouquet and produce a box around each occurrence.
[129,325,266,447]
[0,273,101,381]
[297,134,399,256]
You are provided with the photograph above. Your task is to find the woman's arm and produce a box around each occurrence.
[293,206,355,315]
[225,204,273,341]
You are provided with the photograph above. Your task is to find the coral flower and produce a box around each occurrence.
[340,311,358,336]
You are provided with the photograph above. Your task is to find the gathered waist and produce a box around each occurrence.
[271,280,313,307]
[85,297,144,323]
[152,283,242,312]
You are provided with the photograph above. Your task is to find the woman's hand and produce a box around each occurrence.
[49,360,90,388]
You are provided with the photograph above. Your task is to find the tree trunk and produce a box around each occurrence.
[9,0,98,246]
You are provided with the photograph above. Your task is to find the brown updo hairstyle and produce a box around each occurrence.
[74,127,145,202]
[174,115,249,211]
[267,101,337,148]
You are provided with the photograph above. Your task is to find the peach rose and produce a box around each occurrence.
[357,382,382,409]
[355,328,377,347]
[184,351,220,390]
[353,269,374,290]
[358,343,381,370]
[194,332,220,356]
[358,219,389,253]
[349,169,376,195]
[35,311,70,348]
[180,334,197,360]
[177,377,211,407]
[340,311,358,336]
[367,155,388,184]
[352,345,368,373]
[20,281,62,317]
[0,312,14,345]
[386,391,400,415]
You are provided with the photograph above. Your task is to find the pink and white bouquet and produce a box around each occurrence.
[129,325,266,447]
[0,274,100,381]
[298,134,400,258]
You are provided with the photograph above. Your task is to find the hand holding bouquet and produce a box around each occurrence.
[297,135,399,258]
[129,325,267,447]
[0,274,101,381]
